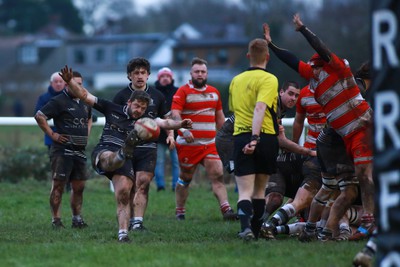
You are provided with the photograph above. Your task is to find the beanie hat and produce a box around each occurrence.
[157,67,174,79]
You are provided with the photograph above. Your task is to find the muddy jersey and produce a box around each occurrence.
[113,84,168,149]
[39,90,92,159]
[94,98,137,148]
[296,85,326,149]
[298,53,371,138]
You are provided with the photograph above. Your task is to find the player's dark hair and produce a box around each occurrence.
[126,57,151,74]
[191,57,207,66]
[129,90,151,105]
[72,71,82,79]
[281,81,300,92]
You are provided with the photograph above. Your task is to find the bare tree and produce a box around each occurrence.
[74,0,135,35]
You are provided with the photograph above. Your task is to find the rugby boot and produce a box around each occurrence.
[129,221,147,232]
[335,227,352,241]
[353,247,374,267]
[318,229,334,242]
[223,209,238,221]
[72,219,88,229]
[259,223,277,240]
[118,231,131,243]
[176,214,185,221]
[238,228,255,241]
[118,235,131,243]
[52,218,65,229]
[298,228,318,242]
[121,130,140,159]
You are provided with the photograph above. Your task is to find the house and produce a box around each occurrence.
[0,23,248,115]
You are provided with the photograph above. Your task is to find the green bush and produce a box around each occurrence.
[0,146,50,183]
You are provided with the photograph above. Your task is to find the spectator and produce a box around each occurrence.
[154,67,179,192]
[35,72,66,149]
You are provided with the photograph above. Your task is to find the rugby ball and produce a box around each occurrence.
[134,118,160,141]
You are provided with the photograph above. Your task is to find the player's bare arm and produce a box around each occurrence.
[156,118,192,130]
[243,102,266,154]
[278,128,316,157]
[171,109,182,121]
[171,109,194,143]
[292,112,306,144]
[165,134,176,150]
[162,112,175,147]
[34,111,68,143]
[59,65,96,106]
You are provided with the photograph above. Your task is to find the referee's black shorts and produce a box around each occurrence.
[233,132,279,177]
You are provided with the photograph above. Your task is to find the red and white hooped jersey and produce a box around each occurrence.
[296,85,326,149]
[172,82,223,145]
[298,54,371,138]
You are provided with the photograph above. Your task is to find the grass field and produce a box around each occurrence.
[0,177,366,267]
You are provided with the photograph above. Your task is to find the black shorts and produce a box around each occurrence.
[91,144,134,180]
[233,132,279,176]
[317,128,354,175]
[265,152,304,198]
[130,146,157,173]
[51,155,88,181]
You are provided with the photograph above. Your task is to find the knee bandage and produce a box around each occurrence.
[321,176,338,191]
[338,175,358,191]
[177,178,191,186]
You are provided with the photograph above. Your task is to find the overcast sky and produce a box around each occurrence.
[132,0,243,14]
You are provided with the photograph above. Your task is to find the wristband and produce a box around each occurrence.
[182,129,191,137]
[250,134,260,143]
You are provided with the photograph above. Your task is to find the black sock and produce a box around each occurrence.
[269,217,279,227]
[251,198,265,238]
[283,224,290,234]
[237,200,253,231]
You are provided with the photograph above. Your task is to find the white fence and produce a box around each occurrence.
[0,117,300,127]
[0,116,307,144]
[0,117,106,126]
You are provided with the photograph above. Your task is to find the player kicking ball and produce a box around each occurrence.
[59,65,192,243]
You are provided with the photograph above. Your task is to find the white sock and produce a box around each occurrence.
[133,217,143,224]
[118,229,128,239]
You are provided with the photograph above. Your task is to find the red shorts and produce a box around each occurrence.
[343,130,373,165]
[176,143,220,169]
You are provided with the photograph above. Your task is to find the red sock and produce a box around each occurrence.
[176,207,185,216]
[220,202,231,214]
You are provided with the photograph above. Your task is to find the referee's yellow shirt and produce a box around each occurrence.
[229,68,278,136]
